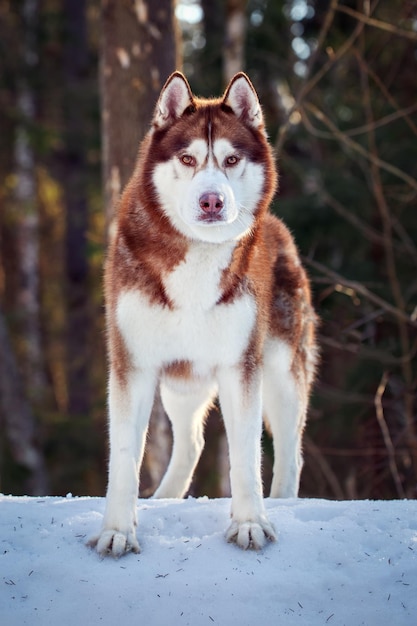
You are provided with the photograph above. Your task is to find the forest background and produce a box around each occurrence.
[0,0,416,502]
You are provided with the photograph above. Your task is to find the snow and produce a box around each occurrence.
[1,495,416,625]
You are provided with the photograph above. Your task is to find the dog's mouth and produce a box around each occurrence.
[198,212,225,224]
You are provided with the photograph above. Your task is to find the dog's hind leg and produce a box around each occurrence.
[262,340,308,498]
[153,382,217,499]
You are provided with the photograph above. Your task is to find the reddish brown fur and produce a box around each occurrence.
[161,360,194,380]
[216,214,316,386]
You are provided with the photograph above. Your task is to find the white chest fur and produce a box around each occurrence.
[116,241,256,375]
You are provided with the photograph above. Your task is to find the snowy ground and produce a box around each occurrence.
[1,495,416,625]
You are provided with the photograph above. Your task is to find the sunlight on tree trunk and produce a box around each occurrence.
[101,0,180,230]
[100,0,179,495]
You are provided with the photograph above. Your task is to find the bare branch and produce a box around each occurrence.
[374,372,405,498]
[352,49,417,138]
[304,436,345,499]
[359,48,417,461]
[321,189,417,263]
[391,216,417,263]
[302,102,417,139]
[303,256,417,327]
[319,190,389,247]
[320,335,417,366]
[302,103,417,193]
[276,0,354,152]
[337,5,417,41]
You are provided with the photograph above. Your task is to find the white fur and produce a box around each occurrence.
[116,242,257,377]
[94,236,276,556]
[263,340,307,497]
[153,338,307,506]
[153,138,264,244]
[93,368,157,556]
[154,382,217,499]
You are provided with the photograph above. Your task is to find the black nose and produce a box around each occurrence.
[199,192,224,214]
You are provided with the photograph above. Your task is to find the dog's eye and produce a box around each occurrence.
[225,155,240,167]
[180,154,196,167]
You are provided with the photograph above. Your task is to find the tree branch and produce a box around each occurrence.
[304,436,345,499]
[337,5,417,41]
[374,372,405,498]
[302,103,417,193]
[320,334,417,366]
[358,43,417,471]
[303,256,417,327]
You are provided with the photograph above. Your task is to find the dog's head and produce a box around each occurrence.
[141,72,277,244]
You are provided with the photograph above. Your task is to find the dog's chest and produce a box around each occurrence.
[164,242,233,310]
[116,242,256,370]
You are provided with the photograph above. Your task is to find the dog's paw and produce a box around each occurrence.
[225,517,277,551]
[87,528,140,558]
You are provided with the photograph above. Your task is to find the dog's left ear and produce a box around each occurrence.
[222,73,263,129]
[153,72,195,129]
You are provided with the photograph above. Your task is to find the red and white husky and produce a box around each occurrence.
[90,72,317,557]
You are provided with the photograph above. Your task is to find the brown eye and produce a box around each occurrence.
[180,154,196,167]
[225,155,239,167]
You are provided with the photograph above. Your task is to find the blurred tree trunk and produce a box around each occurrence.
[15,0,48,404]
[101,0,180,228]
[0,7,19,319]
[198,0,225,95]
[100,0,179,495]
[61,0,91,416]
[224,0,247,83]
[0,305,49,495]
[0,0,49,496]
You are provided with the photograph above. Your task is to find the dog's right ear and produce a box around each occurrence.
[153,72,195,129]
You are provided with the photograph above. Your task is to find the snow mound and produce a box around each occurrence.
[1,495,416,625]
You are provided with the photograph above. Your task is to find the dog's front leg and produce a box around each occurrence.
[219,367,276,550]
[91,368,156,558]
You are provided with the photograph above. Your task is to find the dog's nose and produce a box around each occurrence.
[199,192,224,214]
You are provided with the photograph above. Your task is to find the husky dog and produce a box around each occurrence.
[90,72,317,557]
